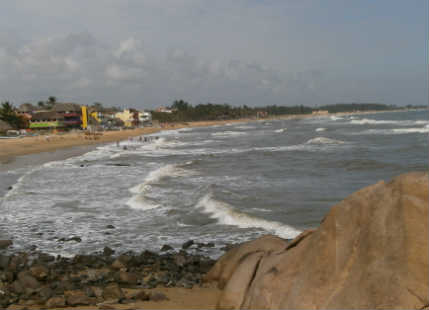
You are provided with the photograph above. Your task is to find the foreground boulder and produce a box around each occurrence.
[206,172,429,309]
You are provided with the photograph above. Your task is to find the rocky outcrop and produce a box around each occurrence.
[207,172,429,309]
[0,244,216,308]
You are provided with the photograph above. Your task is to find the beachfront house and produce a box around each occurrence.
[29,112,65,129]
[52,103,82,128]
[138,111,152,125]
[115,109,140,128]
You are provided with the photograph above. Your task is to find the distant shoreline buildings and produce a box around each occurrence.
[15,102,152,131]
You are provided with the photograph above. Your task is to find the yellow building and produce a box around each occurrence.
[115,109,136,128]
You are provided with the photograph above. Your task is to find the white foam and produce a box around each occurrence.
[330,116,343,121]
[126,195,160,210]
[392,127,429,134]
[196,193,301,239]
[358,127,429,135]
[306,137,345,144]
[2,165,43,200]
[212,131,248,137]
[315,128,326,132]
[274,128,287,133]
[235,125,256,130]
[129,164,194,194]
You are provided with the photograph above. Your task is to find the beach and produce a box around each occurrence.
[0,110,400,164]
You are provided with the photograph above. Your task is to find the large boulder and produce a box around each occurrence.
[209,172,429,309]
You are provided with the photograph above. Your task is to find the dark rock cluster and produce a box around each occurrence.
[0,241,216,308]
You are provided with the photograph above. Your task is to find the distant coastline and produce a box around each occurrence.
[0,108,423,166]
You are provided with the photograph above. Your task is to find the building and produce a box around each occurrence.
[52,103,82,128]
[29,112,65,129]
[115,109,139,128]
[138,111,152,124]
[155,107,175,113]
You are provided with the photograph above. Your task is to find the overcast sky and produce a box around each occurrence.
[0,0,427,109]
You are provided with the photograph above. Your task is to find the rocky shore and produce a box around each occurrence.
[0,240,222,309]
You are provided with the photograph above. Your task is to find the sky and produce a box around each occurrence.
[0,0,427,109]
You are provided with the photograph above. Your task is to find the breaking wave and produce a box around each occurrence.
[212,131,248,137]
[315,128,326,132]
[306,137,345,144]
[127,163,195,210]
[195,193,301,239]
[274,128,287,133]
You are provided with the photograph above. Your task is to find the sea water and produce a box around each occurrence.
[0,110,427,257]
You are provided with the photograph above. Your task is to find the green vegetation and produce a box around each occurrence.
[151,100,402,123]
[0,102,26,129]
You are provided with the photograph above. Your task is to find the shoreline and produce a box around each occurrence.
[0,109,415,166]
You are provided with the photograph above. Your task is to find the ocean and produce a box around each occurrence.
[0,110,427,258]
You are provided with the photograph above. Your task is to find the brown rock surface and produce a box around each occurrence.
[210,172,429,309]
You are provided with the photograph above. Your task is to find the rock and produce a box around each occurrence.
[160,244,173,252]
[45,296,66,308]
[203,234,287,289]
[182,240,194,249]
[0,255,10,270]
[118,271,139,285]
[38,286,53,302]
[106,225,115,229]
[17,272,40,290]
[103,246,115,256]
[174,254,187,267]
[102,283,124,301]
[149,291,169,301]
[111,259,126,270]
[29,265,49,281]
[0,240,12,250]
[65,289,95,306]
[134,290,150,301]
[210,172,429,309]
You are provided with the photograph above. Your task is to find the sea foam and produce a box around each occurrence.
[306,137,345,144]
[196,193,301,239]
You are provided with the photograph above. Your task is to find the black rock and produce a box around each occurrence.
[0,240,13,249]
[106,225,115,229]
[182,240,194,249]
[0,254,10,270]
[103,246,115,256]
[160,244,173,252]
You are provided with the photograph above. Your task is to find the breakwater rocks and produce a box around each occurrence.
[205,172,429,309]
[0,243,217,308]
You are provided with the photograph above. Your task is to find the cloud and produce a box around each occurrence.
[0,31,325,107]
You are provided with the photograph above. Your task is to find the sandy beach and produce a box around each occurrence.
[0,110,398,164]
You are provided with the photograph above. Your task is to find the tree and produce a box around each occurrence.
[92,102,104,111]
[171,100,190,111]
[0,102,26,129]
[45,96,57,109]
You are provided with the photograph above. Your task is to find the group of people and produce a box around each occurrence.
[116,135,160,150]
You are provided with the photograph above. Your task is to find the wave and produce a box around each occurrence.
[274,128,287,133]
[358,127,429,135]
[306,137,345,144]
[212,131,248,137]
[350,118,429,126]
[126,195,160,210]
[330,116,343,121]
[315,128,326,132]
[392,128,429,134]
[235,125,256,130]
[129,163,194,194]
[195,193,301,239]
[126,163,195,210]
[2,165,43,201]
